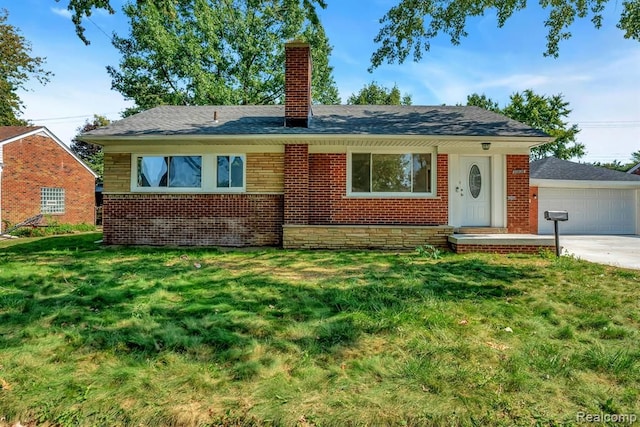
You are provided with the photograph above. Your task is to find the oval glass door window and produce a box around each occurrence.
[469,164,481,198]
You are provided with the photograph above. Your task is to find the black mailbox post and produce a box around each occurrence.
[544,210,569,256]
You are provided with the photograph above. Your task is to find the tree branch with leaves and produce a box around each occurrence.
[0,9,52,126]
[370,0,638,68]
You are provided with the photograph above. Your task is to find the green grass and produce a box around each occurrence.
[0,234,638,426]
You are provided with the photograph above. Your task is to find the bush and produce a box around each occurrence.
[9,222,96,238]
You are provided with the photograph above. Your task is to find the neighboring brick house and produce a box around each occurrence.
[80,41,552,251]
[0,126,98,231]
[628,162,640,176]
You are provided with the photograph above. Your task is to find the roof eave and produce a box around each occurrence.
[81,133,553,147]
[531,178,640,188]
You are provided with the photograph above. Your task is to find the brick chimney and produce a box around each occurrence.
[285,41,312,127]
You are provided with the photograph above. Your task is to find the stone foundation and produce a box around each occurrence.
[283,224,454,250]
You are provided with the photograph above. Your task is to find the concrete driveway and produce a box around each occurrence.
[559,235,640,270]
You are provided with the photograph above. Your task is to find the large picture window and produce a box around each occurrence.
[350,152,433,195]
[137,156,202,188]
[41,187,65,214]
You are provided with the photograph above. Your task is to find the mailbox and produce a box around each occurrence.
[544,210,568,221]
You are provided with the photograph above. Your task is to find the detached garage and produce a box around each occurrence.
[531,157,640,235]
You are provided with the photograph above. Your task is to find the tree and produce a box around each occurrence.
[592,150,640,172]
[0,9,51,126]
[347,81,412,105]
[591,160,629,172]
[370,0,640,69]
[467,90,584,160]
[107,0,339,115]
[71,114,110,180]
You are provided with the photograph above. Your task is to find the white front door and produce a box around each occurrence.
[460,156,491,226]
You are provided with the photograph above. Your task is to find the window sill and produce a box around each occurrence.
[345,194,440,199]
[130,188,246,194]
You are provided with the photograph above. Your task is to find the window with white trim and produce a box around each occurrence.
[137,156,202,188]
[216,155,244,189]
[41,187,65,214]
[350,152,433,195]
[132,154,246,192]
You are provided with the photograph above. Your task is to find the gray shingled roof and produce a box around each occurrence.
[531,157,640,182]
[83,105,549,138]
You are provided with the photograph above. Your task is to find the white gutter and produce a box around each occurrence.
[80,133,554,148]
[531,178,640,189]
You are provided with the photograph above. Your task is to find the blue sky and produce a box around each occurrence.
[5,0,640,163]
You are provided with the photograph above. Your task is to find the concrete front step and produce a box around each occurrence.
[454,227,508,234]
[448,234,556,254]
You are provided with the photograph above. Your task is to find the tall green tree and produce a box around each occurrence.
[467,90,584,160]
[370,0,640,68]
[0,9,52,126]
[107,0,339,115]
[71,114,110,180]
[347,81,412,105]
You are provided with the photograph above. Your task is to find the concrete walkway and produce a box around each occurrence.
[559,235,640,270]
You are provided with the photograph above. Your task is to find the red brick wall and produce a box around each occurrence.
[529,185,539,234]
[308,153,449,225]
[284,144,309,224]
[506,155,530,234]
[285,42,311,127]
[102,193,283,246]
[1,134,95,230]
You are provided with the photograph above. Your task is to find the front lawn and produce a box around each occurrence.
[0,234,638,426]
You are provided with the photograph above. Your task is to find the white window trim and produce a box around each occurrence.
[131,153,246,193]
[346,148,437,198]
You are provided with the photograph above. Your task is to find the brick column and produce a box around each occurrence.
[529,185,539,234]
[506,155,530,234]
[284,144,309,224]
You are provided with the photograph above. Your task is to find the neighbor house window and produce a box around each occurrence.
[216,155,244,189]
[41,187,65,214]
[350,152,433,194]
[137,156,202,188]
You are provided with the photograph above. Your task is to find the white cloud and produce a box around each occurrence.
[51,7,73,20]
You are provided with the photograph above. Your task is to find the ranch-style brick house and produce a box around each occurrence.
[81,42,553,251]
[0,126,98,231]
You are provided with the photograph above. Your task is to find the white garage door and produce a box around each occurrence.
[538,188,637,234]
